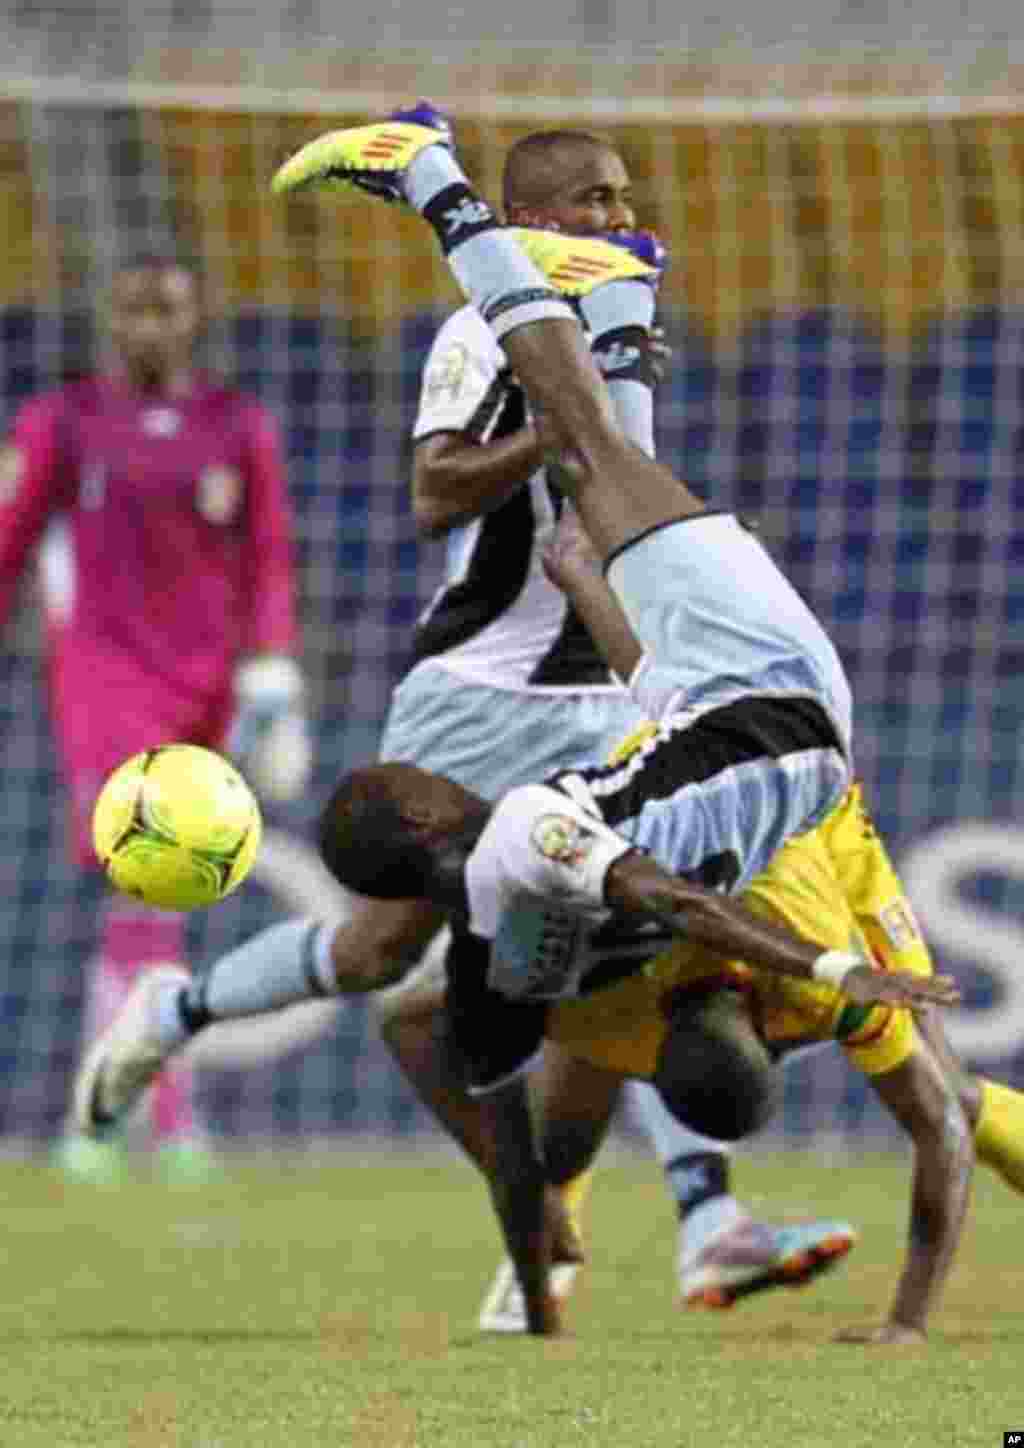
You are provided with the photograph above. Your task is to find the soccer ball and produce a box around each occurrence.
[92,745,262,910]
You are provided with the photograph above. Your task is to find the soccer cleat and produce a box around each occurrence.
[271,101,453,201]
[597,228,669,279]
[52,1131,126,1185]
[72,965,190,1136]
[679,1216,856,1310]
[477,1259,581,1334]
[507,227,660,297]
[155,1136,220,1185]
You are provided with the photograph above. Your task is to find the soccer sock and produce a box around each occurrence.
[404,148,576,338]
[579,280,657,456]
[627,1081,739,1248]
[153,918,337,1052]
[974,1078,1024,1193]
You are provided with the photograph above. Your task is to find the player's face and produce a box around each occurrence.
[108,266,200,385]
[525,147,636,236]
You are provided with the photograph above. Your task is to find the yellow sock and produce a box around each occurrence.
[557,1169,595,1256]
[975,1079,1024,1194]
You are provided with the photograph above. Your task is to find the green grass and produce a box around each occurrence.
[1,1148,1021,1447]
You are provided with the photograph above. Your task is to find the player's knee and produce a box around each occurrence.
[653,990,780,1142]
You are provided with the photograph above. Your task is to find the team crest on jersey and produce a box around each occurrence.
[531,814,592,871]
[0,444,24,505]
[878,898,922,951]
[423,342,470,406]
[197,465,242,524]
[141,406,182,438]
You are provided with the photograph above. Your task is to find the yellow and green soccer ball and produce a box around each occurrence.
[92,745,262,910]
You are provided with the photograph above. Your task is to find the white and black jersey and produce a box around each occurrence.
[444,689,848,1094]
[410,304,617,692]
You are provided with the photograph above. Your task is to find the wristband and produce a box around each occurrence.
[812,950,862,989]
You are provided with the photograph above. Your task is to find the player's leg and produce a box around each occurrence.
[73,893,443,1135]
[373,938,510,1177]
[55,737,198,1179]
[823,783,1024,1194]
[58,893,188,1182]
[376,680,641,1327]
[478,1045,617,1333]
[272,110,705,561]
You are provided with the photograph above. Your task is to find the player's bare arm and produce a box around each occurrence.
[604,850,961,1011]
[412,426,545,536]
[540,505,642,685]
[837,1039,973,1344]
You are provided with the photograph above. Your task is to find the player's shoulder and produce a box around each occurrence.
[9,375,93,430]
[426,303,502,364]
[194,375,277,430]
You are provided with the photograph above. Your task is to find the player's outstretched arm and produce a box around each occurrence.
[604,851,961,1010]
[837,1040,973,1344]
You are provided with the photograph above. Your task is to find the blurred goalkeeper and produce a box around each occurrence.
[0,254,311,1181]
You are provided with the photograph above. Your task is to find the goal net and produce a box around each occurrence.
[1,65,1022,1145]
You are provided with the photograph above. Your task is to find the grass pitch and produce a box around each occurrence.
[0,1148,1021,1447]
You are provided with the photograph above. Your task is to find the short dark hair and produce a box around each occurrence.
[318,765,434,900]
[502,129,613,213]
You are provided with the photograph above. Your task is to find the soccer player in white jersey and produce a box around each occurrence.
[76,126,852,1320]
[75,113,960,1337]
[254,108,963,1336]
[373,125,847,1323]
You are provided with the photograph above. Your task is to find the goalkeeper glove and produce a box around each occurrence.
[227,655,313,803]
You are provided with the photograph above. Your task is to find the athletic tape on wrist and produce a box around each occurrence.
[811,949,862,989]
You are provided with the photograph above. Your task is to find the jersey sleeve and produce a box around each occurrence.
[412,309,507,442]
[0,393,71,633]
[464,783,633,941]
[238,401,299,656]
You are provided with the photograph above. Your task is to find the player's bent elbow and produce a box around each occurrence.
[412,488,455,539]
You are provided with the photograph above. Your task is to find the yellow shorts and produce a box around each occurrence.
[548,782,929,1080]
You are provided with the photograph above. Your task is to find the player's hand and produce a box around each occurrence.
[541,509,601,594]
[840,964,960,1010]
[834,1322,927,1346]
[227,655,313,803]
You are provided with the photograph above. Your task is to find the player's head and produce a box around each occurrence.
[319,763,491,902]
[106,253,200,388]
[502,131,635,235]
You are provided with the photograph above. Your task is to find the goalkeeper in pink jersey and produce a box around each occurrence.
[0,255,310,1180]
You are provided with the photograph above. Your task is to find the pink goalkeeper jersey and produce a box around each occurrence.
[0,372,297,722]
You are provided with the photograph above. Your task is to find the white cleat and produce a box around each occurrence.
[678,1214,856,1310]
[477,1258,581,1334]
[73,965,190,1137]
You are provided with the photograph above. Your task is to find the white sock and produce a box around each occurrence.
[627,1079,732,1165]
[153,919,337,1050]
[580,280,657,456]
[405,148,576,339]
